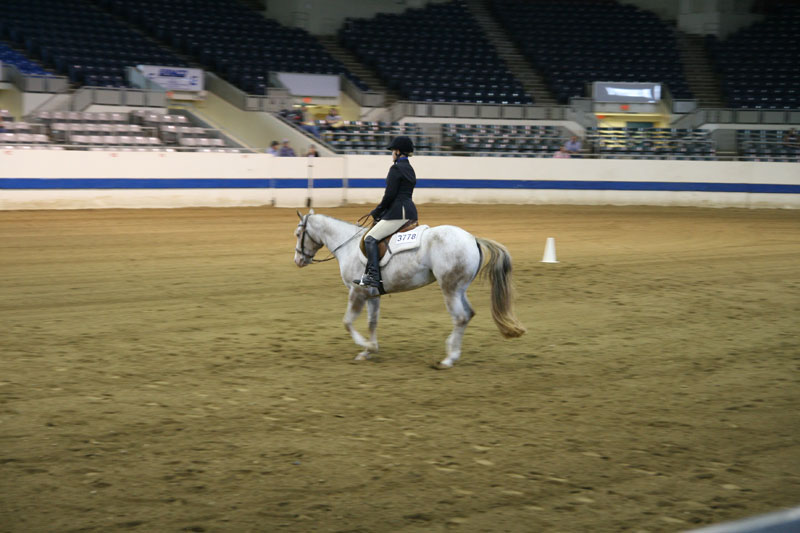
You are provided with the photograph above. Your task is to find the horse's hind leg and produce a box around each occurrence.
[343,288,379,360]
[437,287,475,369]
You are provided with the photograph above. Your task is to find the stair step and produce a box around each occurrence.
[317,35,402,105]
[677,30,726,108]
[465,0,557,104]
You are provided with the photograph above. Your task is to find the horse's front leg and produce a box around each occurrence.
[343,288,379,360]
[362,296,381,359]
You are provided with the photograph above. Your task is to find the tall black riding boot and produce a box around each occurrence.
[354,236,381,288]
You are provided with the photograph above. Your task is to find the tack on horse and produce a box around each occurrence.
[293,210,525,368]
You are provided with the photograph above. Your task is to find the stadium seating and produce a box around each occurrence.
[585,127,716,159]
[275,107,728,159]
[442,123,566,156]
[339,0,533,104]
[315,120,433,155]
[97,0,368,94]
[290,117,569,156]
[28,110,240,152]
[0,0,187,87]
[708,2,800,109]
[490,0,692,104]
[0,42,54,76]
[737,129,800,162]
[0,110,55,149]
[0,130,54,148]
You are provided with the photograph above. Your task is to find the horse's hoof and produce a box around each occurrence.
[355,351,371,361]
[433,360,453,370]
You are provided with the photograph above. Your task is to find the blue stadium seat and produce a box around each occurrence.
[708,1,800,109]
[101,0,367,94]
[490,0,693,103]
[339,0,533,104]
[0,0,186,88]
[0,42,54,76]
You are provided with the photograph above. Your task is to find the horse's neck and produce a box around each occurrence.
[311,215,362,253]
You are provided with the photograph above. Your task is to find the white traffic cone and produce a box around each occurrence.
[541,237,558,263]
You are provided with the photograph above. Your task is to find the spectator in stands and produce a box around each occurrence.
[785,128,799,148]
[267,140,280,155]
[553,146,570,158]
[564,135,582,154]
[325,107,343,130]
[279,139,296,157]
[306,145,320,157]
[297,108,321,139]
[354,136,418,290]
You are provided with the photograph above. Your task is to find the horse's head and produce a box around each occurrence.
[294,209,323,267]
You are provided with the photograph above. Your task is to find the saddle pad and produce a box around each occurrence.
[388,225,428,254]
[358,225,429,267]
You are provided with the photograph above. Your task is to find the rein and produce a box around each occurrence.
[296,214,370,264]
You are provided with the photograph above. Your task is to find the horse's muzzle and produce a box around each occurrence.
[294,254,310,267]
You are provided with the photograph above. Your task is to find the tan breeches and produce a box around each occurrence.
[366,219,409,241]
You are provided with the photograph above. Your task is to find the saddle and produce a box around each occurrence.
[359,219,419,259]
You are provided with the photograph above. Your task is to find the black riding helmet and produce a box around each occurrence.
[387,135,414,155]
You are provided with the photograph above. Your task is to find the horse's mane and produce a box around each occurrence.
[313,213,366,232]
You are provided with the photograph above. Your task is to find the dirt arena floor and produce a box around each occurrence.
[1,204,799,533]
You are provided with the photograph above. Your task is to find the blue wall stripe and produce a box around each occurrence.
[0,178,341,189]
[1,178,798,194]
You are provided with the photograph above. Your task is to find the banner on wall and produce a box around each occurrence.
[137,65,204,92]
[593,82,662,103]
[271,72,339,98]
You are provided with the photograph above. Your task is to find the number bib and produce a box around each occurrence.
[388,225,428,253]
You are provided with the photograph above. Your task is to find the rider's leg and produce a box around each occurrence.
[359,235,381,287]
[354,219,407,287]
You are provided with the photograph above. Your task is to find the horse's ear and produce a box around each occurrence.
[296,210,303,220]
[309,208,315,215]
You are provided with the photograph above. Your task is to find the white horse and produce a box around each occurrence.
[293,210,525,368]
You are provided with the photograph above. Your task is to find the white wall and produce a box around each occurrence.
[1,151,798,210]
[677,0,761,37]
[188,92,277,151]
[0,83,22,118]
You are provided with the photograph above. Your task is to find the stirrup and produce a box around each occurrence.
[354,274,381,288]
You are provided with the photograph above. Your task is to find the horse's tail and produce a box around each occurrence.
[475,238,526,339]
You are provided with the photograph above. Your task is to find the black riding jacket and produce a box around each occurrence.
[371,156,418,221]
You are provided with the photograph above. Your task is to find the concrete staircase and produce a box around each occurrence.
[677,31,726,108]
[317,35,402,107]
[465,0,557,105]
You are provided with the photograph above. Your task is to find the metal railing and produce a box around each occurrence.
[672,107,800,129]
[69,86,167,111]
[388,100,569,122]
[1,63,68,93]
[204,72,292,112]
[0,140,252,153]
[342,76,384,108]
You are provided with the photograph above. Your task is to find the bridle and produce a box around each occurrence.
[295,215,326,264]
[295,213,369,264]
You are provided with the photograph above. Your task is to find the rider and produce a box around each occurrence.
[354,135,418,289]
